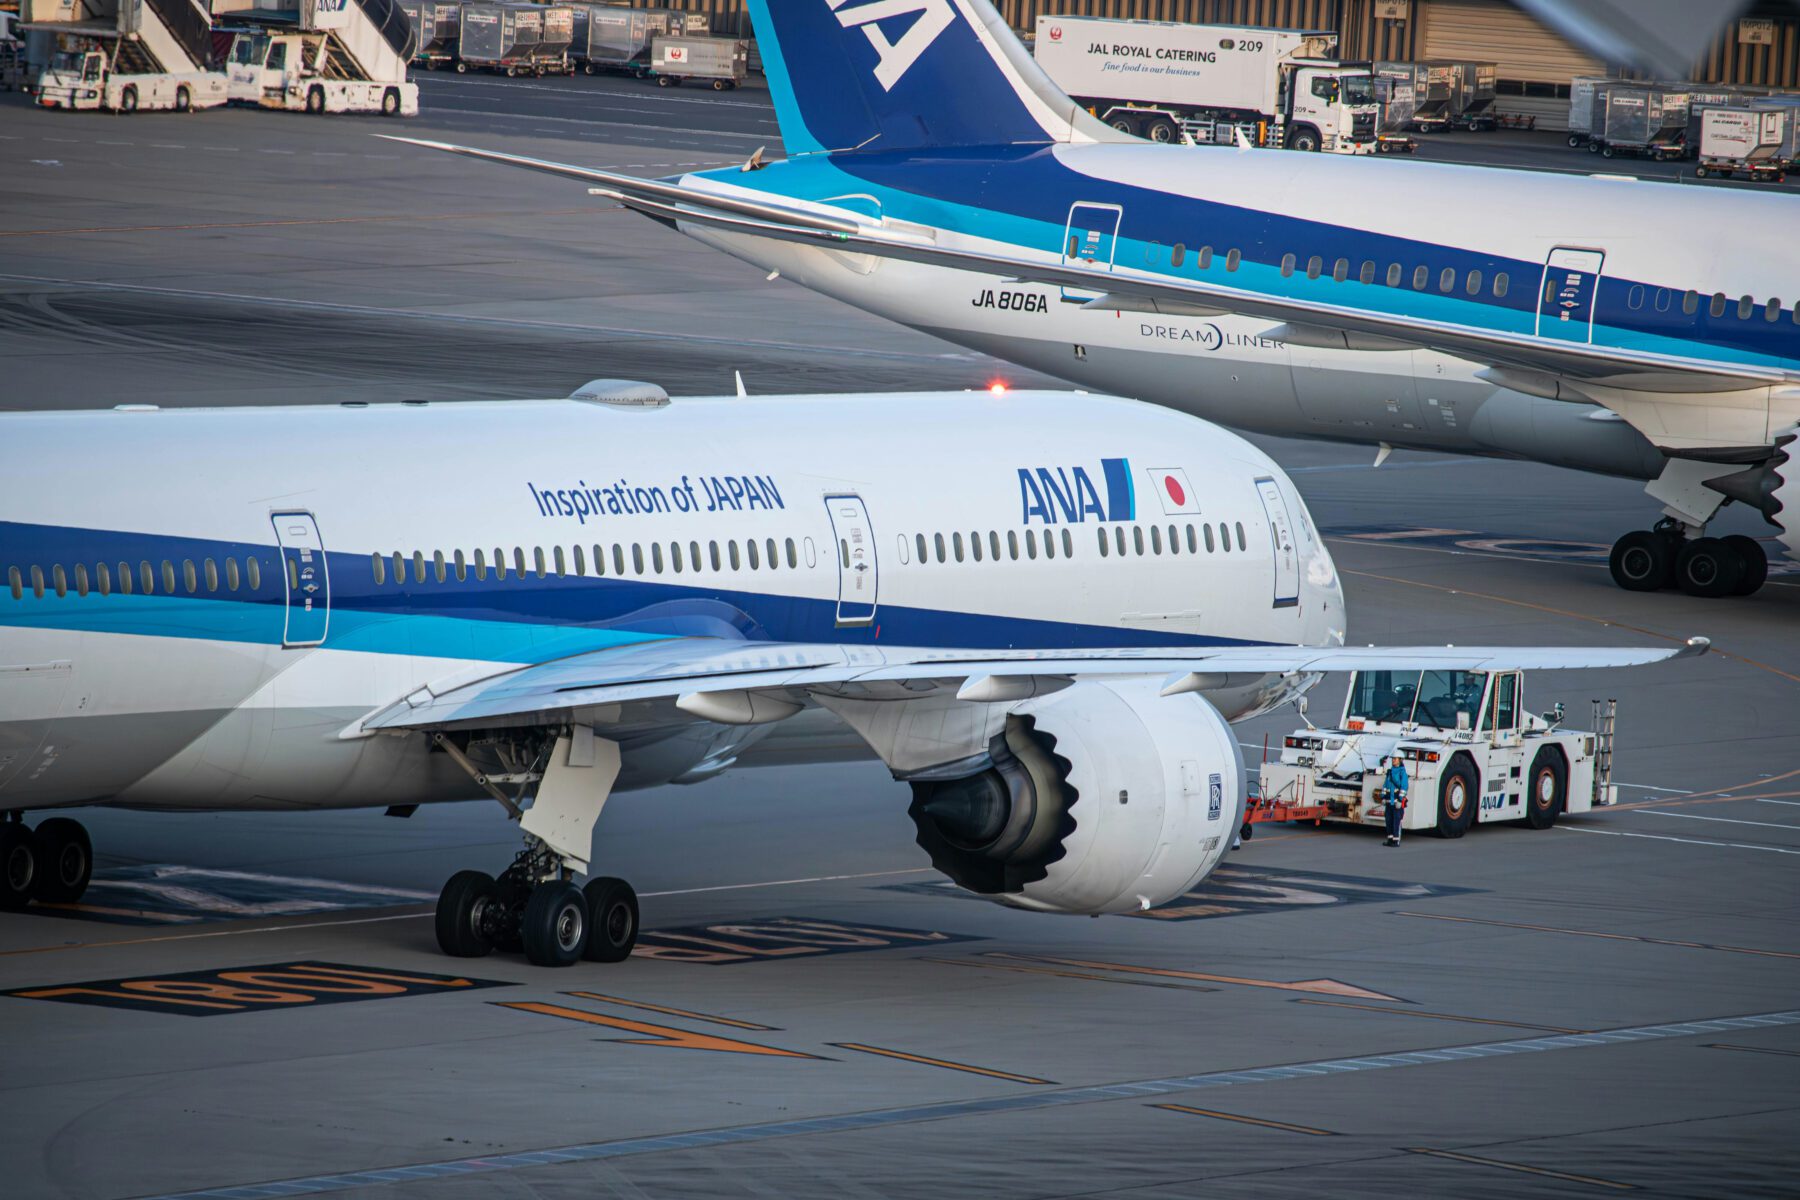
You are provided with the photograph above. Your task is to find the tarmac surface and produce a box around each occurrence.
[1,79,1798,1200]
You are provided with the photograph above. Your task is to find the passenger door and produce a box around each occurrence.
[271,511,330,647]
[824,494,877,627]
[1536,246,1606,343]
[1059,202,1122,303]
[1254,477,1300,609]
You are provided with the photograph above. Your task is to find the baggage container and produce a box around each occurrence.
[401,0,459,69]
[1693,105,1787,182]
[533,2,574,73]
[1566,75,1615,145]
[651,33,745,89]
[1586,82,1689,160]
[456,1,540,76]
[570,3,652,75]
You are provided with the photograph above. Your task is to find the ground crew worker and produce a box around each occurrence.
[1380,755,1410,846]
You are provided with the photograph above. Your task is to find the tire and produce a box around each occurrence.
[711,78,727,91]
[522,881,588,967]
[175,86,190,113]
[1609,530,1675,592]
[1144,117,1179,144]
[435,870,500,957]
[1289,127,1320,152]
[1524,748,1567,830]
[381,88,399,116]
[1435,757,1477,839]
[1587,140,1601,154]
[1675,536,1745,598]
[657,74,673,87]
[1566,134,1581,147]
[306,85,324,115]
[120,85,137,114]
[1601,145,1616,158]
[0,824,37,911]
[582,876,639,962]
[582,64,594,76]
[1108,115,1137,136]
[455,60,467,73]
[30,818,91,903]
[505,66,517,78]
[1724,534,1768,596]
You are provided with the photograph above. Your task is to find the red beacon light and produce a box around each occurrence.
[988,381,1008,396]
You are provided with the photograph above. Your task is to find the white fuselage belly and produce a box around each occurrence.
[0,392,1341,814]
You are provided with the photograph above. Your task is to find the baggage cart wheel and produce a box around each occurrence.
[1600,144,1615,158]
[1566,134,1582,148]
[1586,140,1601,153]
[1694,165,1708,178]
[455,60,467,73]
[711,78,727,90]
[582,64,594,75]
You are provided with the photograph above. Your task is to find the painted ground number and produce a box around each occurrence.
[5,961,512,1016]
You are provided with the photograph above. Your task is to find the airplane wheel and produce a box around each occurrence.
[522,881,587,967]
[1609,530,1675,592]
[1675,537,1745,598]
[0,824,38,910]
[1523,749,1566,830]
[435,870,500,957]
[1723,534,1768,595]
[582,877,638,962]
[30,818,91,903]
[1434,758,1476,839]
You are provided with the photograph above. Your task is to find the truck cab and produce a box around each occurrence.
[1257,668,1610,838]
[1281,61,1378,153]
[227,33,288,104]
[37,48,109,109]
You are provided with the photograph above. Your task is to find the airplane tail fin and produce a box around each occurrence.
[745,0,1126,155]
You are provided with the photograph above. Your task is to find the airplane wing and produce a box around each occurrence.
[361,635,1707,735]
[376,137,1793,395]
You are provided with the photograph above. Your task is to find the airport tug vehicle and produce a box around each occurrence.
[1253,668,1616,838]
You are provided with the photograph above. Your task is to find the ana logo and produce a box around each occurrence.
[827,0,956,91]
[1018,457,1135,525]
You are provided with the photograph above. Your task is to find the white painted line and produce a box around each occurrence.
[642,868,933,897]
[420,104,770,140]
[1633,810,1800,831]
[1560,825,1800,855]
[1615,783,1695,795]
[1757,799,1800,808]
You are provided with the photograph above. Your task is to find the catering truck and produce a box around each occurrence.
[28,0,228,112]
[1253,668,1618,839]
[1032,16,1378,153]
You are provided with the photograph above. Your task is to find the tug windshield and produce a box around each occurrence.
[1346,670,1488,728]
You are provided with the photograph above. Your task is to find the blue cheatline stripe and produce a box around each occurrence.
[135,1008,1800,1200]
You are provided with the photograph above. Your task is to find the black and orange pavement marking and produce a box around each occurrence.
[630,916,980,964]
[1704,1042,1800,1058]
[1393,911,1800,960]
[0,208,605,239]
[827,1042,1055,1084]
[1292,997,1587,1034]
[563,991,778,1030]
[991,952,1403,1001]
[1405,1147,1637,1190]
[1150,1104,1336,1136]
[495,1000,820,1058]
[921,954,1219,992]
[4,961,505,1015]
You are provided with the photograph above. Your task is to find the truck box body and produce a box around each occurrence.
[651,33,744,82]
[457,0,537,65]
[1033,16,1335,116]
[570,3,650,68]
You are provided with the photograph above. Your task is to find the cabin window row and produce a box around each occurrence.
[1624,285,1796,324]
[902,521,1248,565]
[1159,241,1513,301]
[7,556,262,600]
[1100,520,1247,557]
[370,537,810,585]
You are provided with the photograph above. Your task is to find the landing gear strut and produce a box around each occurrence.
[0,814,94,911]
[431,726,636,967]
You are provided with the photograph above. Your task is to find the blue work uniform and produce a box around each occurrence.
[1383,760,1410,839]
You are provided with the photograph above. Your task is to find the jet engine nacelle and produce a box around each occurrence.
[907,679,1243,915]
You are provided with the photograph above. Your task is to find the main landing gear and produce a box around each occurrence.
[431,726,636,967]
[1609,521,1769,598]
[435,841,639,967]
[0,813,95,911]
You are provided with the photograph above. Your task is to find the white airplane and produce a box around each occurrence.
[0,387,1695,965]
[390,0,1800,601]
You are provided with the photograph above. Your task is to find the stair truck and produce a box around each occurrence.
[1032,16,1378,153]
[1251,668,1618,839]
[399,0,457,69]
[225,0,417,114]
[649,31,743,89]
[28,0,228,112]
[1692,104,1788,182]
[453,0,537,75]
